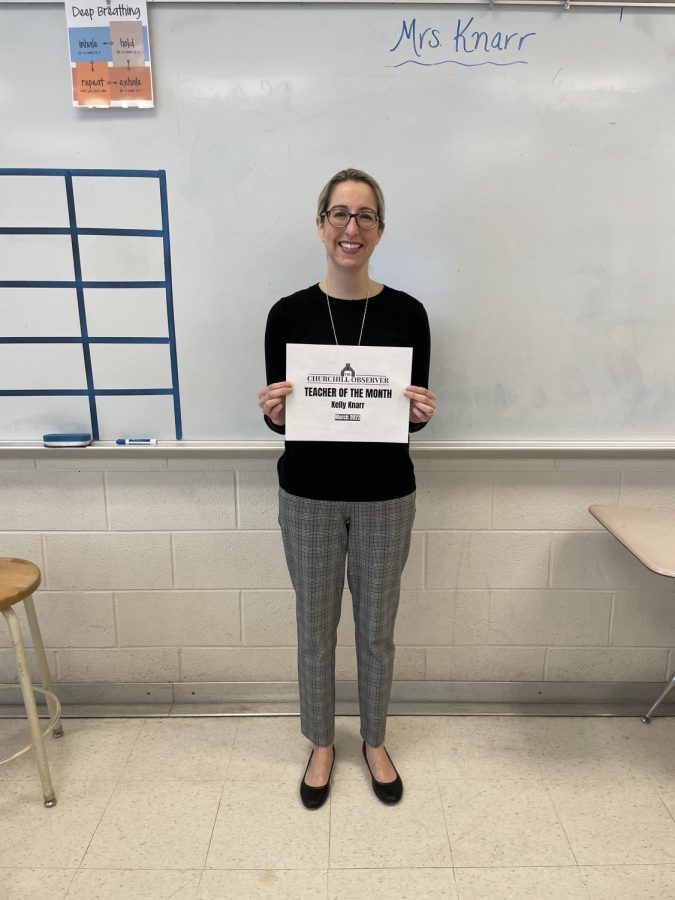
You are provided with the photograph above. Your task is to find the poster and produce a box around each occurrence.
[285,344,413,443]
[66,1,153,108]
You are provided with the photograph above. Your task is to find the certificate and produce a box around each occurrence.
[285,344,413,443]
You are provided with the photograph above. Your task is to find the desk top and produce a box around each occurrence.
[588,505,675,578]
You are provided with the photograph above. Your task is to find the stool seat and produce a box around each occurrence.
[0,558,41,611]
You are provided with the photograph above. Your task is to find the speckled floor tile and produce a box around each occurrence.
[653,785,675,820]
[329,778,452,869]
[206,780,330,869]
[65,869,201,899]
[18,719,144,783]
[224,716,315,783]
[80,781,222,870]
[0,718,38,783]
[1,718,147,789]
[580,864,675,899]
[427,716,552,780]
[538,718,675,789]
[426,716,669,785]
[198,869,327,899]
[5,713,675,899]
[548,783,675,865]
[454,866,590,899]
[0,779,118,868]
[440,777,575,868]
[2,868,75,900]
[328,867,458,899]
[121,717,238,782]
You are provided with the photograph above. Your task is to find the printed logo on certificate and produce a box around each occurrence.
[285,344,413,443]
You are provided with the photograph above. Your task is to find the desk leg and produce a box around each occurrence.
[642,672,675,724]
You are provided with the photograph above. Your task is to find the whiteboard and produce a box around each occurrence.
[1,4,675,443]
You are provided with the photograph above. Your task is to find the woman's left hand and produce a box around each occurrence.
[404,385,437,424]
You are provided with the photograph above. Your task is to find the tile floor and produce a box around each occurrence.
[2,713,675,898]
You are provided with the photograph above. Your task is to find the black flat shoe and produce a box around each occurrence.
[300,744,335,810]
[362,741,403,804]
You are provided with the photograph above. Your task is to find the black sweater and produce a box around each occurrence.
[264,283,431,501]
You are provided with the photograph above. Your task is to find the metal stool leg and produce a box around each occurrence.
[23,594,63,738]
[2,607,57,807]
[641,671,675,724]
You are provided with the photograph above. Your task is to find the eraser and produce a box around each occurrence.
[43,433,92,448]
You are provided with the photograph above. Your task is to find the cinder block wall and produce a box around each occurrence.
[1,452,674,696]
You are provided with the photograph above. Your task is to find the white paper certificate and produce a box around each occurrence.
[285,344,413,443]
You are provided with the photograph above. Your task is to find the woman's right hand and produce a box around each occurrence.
[258,381,293,426]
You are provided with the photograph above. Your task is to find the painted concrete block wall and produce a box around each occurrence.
[1,453,674,689]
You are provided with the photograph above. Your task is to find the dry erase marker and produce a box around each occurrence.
[115,438,157,445]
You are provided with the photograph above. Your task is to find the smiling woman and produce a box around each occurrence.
[316,179,383,282]
[257,167,437,811]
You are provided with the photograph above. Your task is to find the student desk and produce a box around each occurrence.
[589,505,675,723]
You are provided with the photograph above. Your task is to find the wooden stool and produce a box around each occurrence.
[0,557,63,807]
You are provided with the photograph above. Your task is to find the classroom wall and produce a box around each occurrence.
[5,7,675,445]
[1,453,675,702]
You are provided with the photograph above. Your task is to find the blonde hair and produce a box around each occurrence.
[317,168,385,224]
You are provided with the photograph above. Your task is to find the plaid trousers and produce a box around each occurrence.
[278,487,416,747]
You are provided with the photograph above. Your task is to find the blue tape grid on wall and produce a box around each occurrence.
[0,168,182,440]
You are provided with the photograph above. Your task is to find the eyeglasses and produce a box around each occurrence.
[321,207,381,230]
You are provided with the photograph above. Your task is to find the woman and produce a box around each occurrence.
[258,168,436,810]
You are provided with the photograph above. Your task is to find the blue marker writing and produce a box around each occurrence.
[115,438,157,445]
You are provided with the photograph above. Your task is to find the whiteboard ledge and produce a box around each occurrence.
[1,441,675,456]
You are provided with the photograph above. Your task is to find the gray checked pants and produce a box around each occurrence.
[278,487,416,748]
